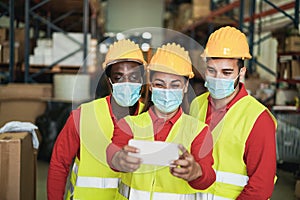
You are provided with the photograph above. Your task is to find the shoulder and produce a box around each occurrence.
[191,92,209,104]
[181,113,208,128]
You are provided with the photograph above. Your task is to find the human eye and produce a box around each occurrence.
[171,83,181,89]
[223,70,234,76]
[112,75,122,82]
[129,74,138,82]
[207,67,216,74]
[152,82,165,88]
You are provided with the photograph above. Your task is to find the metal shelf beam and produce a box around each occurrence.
[9,0,15,82]
[23,0,90,82]
[244,2,296,23]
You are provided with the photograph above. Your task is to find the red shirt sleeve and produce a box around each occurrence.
[47,109,81,200]
[188,126,216,190]
[237,110,276,200]
[106,118,134,170]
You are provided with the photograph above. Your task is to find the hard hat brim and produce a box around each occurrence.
[105,58,145,68]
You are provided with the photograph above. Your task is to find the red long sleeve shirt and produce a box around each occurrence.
[106,107,216,190]
[205,83,277,200]
[47,95,141,200]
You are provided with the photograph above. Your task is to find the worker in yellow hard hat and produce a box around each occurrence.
[189,26,277,199]
[47,39,147,200]
[106,43,216,199]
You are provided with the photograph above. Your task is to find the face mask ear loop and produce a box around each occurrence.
[234,70,242,89]
[108,78,113,85]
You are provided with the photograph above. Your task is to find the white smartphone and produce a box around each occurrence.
[128,139,179,166]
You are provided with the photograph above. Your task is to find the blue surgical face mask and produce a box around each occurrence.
[151,87,183,113]
[204,75,239,99]
[111,81,142,107]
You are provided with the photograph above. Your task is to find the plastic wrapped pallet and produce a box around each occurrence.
[275,111,300,164]
[54,74,91,101]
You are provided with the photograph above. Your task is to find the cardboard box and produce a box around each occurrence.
[285,36,300,52]
[291,60,300,79]
[14,28,25,43]
[2,41,21,63]
[175,3,193,30]
[0,83,52,99]
[244,77,270,96]
[0,132,35,200]
[0,84,52,126]
[193,0,210,7]
[193,5,211,19]
[0,28,7,43]
[0,99,48,127]
[296,180,300,198]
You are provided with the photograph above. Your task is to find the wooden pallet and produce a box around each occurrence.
[22,64,81,74]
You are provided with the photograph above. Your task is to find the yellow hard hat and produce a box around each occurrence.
[102,39,147,69]
[148,43,194,78]
[203,26,252,60]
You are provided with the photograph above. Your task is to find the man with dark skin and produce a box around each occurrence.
[47,39,147,200]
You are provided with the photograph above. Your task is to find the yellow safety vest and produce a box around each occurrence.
[67,97,144,200]
[116,111,208,200]
[190,92,277,199]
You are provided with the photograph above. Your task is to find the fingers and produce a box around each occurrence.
[112,146,142,172]
[119,153,141,172]
[178,144,188,155]
[170,146,201,181]
[123,145,139,153]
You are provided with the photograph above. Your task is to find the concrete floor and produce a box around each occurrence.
[37,160,299,200]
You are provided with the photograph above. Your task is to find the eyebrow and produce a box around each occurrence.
[207,66,234,72]
[112,71,139,76]
[222,68,234,72]
[153,78,182,83]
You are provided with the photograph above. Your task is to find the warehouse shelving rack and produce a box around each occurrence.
[1,0,299,82]
[0,0,101,83]
[181,0,299,76]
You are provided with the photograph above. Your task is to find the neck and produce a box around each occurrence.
[111,97,137,120]
[212,84,240,110]
[153,107,178,121]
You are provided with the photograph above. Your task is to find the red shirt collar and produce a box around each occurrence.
[148,106,182,125]
[207,83,248,110]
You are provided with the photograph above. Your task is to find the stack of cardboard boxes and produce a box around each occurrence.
[0,84,49,199]
[0,132,37,200]
[0,83,52,127]
[192,0,211,19]
[0,28,25,64]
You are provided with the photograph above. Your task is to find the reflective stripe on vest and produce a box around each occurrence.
[69,159,80,197]
[201,193,231,200]
[215,170,249,187]
[76,176,119,188]
[119,181,207,200]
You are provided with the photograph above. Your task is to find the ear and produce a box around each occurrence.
[183,80,189,93]
[239,66,246,81]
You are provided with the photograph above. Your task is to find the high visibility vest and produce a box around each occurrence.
[116,111,208,200]
[67,97,144,200]
[190,92,277,199]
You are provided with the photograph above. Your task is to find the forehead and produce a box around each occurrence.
[207,58,238,69]
[110,62,141,74]
[151,71,185,82]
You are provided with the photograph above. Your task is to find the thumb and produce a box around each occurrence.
[178,144,188,156]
